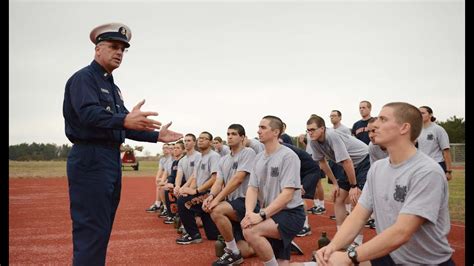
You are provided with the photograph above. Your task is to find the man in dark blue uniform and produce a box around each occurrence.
[63,22,183,265]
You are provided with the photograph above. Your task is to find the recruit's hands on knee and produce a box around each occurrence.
[315,244,336,266]
[241,211,262,229]
[173,186,181,197]
[349,187,361,205]
[124,99,162,131]
[202,194,213,213]
[157,121,184,143]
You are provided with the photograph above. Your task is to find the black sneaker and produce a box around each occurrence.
[212,247,244,265]
[312,206,326,215]
[176,233,202,245]
[158,209,169,218]
[290,241,304,255]
[164,216,175,224]
[145,204,160,213]
[365,218,376,229]
[296,226,312,237]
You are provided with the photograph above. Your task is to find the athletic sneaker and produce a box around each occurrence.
[145,204,160,213]
[176,233,202,245]
[306,206,317,213]
[158,209,169,218]
[306,206,325,214]
[290,241,304,255]
[312,206,326,215]
[296,226,312,237]
[163,216,175,224]
[212,247,244,265]
[365,218,376,229]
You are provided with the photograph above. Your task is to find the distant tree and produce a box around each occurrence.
[437,116,465,143]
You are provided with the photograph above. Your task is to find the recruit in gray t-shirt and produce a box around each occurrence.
[249,145,303,209]
[217,147,256,200]
[417,123,450,163]
[177,151,201,181]
[358,151,453,264]
[195,150,220,187]
[368,142,388,165]
[310,128,369,167]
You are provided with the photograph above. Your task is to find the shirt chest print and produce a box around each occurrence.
[270,167,279,177]
[427,133,434,140]
[393,184,407,203]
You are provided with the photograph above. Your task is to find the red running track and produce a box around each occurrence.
[9,177,465,265]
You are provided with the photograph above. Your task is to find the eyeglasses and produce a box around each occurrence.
[306,127,320,133]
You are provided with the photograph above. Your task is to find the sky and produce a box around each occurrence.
[9,0,465,156]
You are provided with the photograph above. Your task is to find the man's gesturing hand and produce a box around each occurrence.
[157,121,183,143]
[124,99,162,131]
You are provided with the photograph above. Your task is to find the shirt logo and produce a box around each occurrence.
[427,133,434,140]
[101,88,109,94]
[270,167,279,177]
[393,184,407,203]
[190,161,195,167]
[232,162,238,169]
[201,164,206,170]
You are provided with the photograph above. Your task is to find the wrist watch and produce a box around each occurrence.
[347,247,359,265]
[350,183,358,189]
[259,210,267,220]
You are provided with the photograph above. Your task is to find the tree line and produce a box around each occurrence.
[9,143,71,161]
[9,116,464,161]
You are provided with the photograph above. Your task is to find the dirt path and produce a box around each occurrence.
[9,177,464,265]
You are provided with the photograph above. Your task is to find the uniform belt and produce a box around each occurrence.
[73,140,121,149]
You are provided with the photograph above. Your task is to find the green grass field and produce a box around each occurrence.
[9,160,465,222]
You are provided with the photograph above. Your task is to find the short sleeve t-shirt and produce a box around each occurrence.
[217,147,256,200]
[249,145,303,209]
[358,151,453,264]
